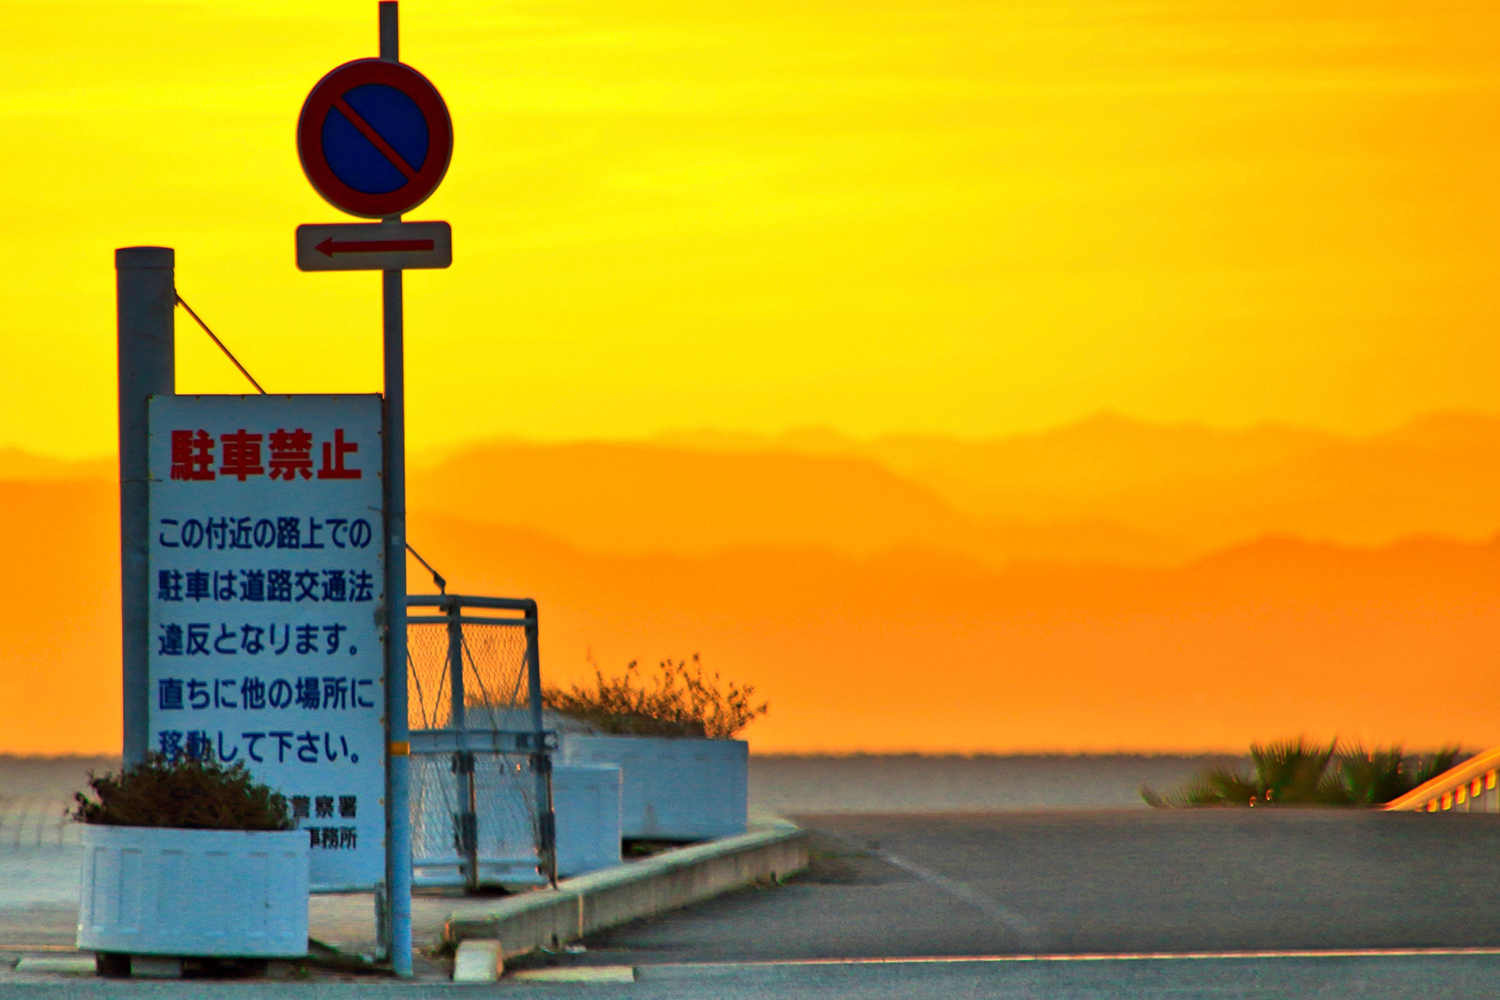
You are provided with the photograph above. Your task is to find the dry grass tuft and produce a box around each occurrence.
[544,653,768,739]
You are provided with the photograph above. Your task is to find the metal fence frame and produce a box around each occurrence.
[406,594,556,889]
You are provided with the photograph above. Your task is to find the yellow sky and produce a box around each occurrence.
[4,0,1499,459]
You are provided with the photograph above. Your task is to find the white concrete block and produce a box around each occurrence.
[554,764,622,877]
[560,736,748,840]
[14,955,96,975]
[452,939,503,982]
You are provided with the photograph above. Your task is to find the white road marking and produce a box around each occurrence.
[513,965,638,983]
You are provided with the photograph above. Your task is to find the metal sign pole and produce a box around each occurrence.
[378,1,414,978]
[116,247,175,766]
[382,266,412,976]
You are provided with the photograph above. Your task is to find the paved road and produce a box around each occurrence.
[582,810,1500,962]
[3,953,1500,998]
[7,808,1500,997]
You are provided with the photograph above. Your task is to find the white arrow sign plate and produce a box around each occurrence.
[296,221,452,272]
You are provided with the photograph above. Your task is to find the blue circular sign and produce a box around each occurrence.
[299,60,452,218]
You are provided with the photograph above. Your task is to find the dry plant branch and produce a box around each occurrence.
[544,652,768,739]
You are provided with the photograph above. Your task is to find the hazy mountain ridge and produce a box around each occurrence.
[15,410,1500,569]
[657,412,1337,500]
[406,437,1199,569]
[400,512,1500,753]
[416,410,1500,564]
[0,448,114,481]
[4,464,1500,753]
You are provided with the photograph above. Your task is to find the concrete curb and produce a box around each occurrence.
[444,823,809,957]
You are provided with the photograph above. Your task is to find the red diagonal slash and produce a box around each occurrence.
[316,237,435,257]
[332,96,420,180]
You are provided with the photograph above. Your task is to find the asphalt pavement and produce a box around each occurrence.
[6,808,1500,997]
[579,810,1500,962]
[3,952,1500,998]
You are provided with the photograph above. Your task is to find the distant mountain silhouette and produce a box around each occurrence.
[407,438,1194,568]
[5,412,1500,754]
[422,410,1500,563]
[0,479,119,754]
[401,513,1500,754]
[659,411,1333,501]
[0,448,113,481]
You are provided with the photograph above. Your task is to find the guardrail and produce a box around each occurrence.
[1385,746,1500,813]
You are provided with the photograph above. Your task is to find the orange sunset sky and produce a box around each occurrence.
[3,0,1500,755]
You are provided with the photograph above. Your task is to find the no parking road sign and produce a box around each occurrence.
[298,59,452,219]
[281,2,456,976]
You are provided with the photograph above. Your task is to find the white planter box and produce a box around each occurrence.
[77,825,309,958]
[553,764,622,877]
[559,736,747,841]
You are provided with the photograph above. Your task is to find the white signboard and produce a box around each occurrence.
[148,394,385,890]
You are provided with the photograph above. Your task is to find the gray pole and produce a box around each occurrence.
[446,597,478,891]
[382,266,413,976]
[446,597,465,731]
[525,605,557,885]
[378,2,414,978]
[116,247,175,766]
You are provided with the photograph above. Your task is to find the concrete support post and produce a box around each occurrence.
[447,597,478,891]
[116,247,175,766]
[526,607,557,886]
[447,597,465,730]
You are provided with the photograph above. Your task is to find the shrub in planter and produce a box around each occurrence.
[546,656,765,841]
[73,754,294,830]
[74,754,309,962]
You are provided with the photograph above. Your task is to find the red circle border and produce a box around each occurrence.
[298,59,453,219]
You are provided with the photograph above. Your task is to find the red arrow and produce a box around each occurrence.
[316,237,435,257]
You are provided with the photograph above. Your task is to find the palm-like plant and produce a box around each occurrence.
[1141,738,1465,808]
[1140,764,1260,807]
[1254,738,1342,804]
[1144,738,1341,807]
[1332,744,1462,805]
[1330,745,1408,806]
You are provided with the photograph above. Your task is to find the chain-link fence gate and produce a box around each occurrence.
[406,595,556,890]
